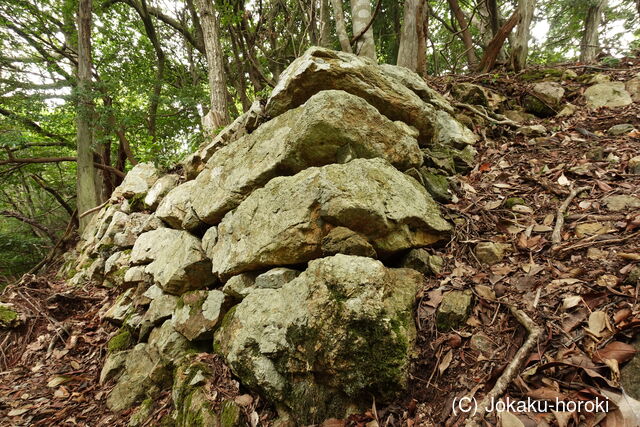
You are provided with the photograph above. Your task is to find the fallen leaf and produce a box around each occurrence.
[562,295,582,311]
[474,285,496,301]
[596,274,618,287]
[438,349,453,375]
[595,341,637,364]
[587,311,608,337]
[7,408,30,417]
[558,174,571,186]
[499,410,525,427]
[47,375,71,388]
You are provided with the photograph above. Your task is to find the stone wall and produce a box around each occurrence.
[60,47,477,426]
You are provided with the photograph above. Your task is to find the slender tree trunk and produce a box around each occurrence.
[477,9,520,72]
[330,0,353,53]
[318,0,332,47]
[76,0,101,231]
[397,0,419,70]
[510,0,535,71]
[447,0,478,67]
[416,1,428,76]
[580,0,607,63]
[194,0,229,132]
[350,0,376,59]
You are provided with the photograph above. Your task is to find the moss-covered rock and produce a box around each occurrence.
[214,255,423,424]
[0,303,21,328]
[108,327,133,352]
[436,290,473,331]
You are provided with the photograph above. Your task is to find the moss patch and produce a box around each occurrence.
[108,327,133,352]
[0,304,19,327]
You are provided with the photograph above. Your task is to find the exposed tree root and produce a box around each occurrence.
[551,185,591,248]
[464,305,541,427]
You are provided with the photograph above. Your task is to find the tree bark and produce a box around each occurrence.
[416,0,427,76]
[447,0,478,67]
[194,0,229,133]
[477,9,520,73]
[350,0,376,59]
[397,0,419,71]
[580,0,607,63]
[511,0,535,71]
[318,0,332,47]
[76,0,101,232]
[330,0,353,53]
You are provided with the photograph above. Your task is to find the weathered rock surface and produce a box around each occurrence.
[584,82,633,108]
[131,229,215,294]
[144,174,180,210]
[436,290,473,331]
[173,290,229,341]
[214,255,423,424]
[191,90,423,225]
[209,158,451,279]
[265,46,475,146]
[475,242,507,265]
[400,249,444,276]
[524,81,564,117]
[112,162,159,201]
[378,64,454,113]
[254,268,301,289]
[156,181,201,230]
[321,226,377,258]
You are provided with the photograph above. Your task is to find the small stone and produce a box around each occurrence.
[147,319,192,360]
[503,110,535,123]
[586,248,608,260]
[100,350,130,384]
[0,303,23,328]
[607,123,635,136]
[420,169,451,203]
[575,222,609,238]
[503,197,526,209]
[518,124,547,136]
[201,226,218,254]
[124,266,151,286]
[254,268,301,289]
[469,333,496,356]
[625,267,640,285]
[628,156,640,174]
[620,337,640,400]
[603,195,640,212]
[584,82,633,109]
[400,249,444,276]
[104,288,135,325]
[436,290,473,331]
[475,242,506,265]
[142,292,178,327]
[144,174,179,210]
[321,227,377,258]
[173,290,229,341]
[557,103,577,117]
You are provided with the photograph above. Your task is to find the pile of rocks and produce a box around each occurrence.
[61,47,477,425]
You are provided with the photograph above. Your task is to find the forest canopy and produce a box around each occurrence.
[1,0,639,282]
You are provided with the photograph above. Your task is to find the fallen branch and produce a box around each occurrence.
[453,102,520,127]
[551,185,591,247]
[558,230,640,254]
[79,199,109,219]
[465,305,541,426]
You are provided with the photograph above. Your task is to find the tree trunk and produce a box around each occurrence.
[510,0,535,71]
[350,0,376,59]
[580,0,607,63]
[330,0,353,53]
[416,1,428,76]
[194,0,229,132]
[477,9,520,73]
[447,0,478,67]
[397,0,419,70]
[76,0,101,231]
[318,0,332,47]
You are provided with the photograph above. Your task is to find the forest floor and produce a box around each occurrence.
[1,61,640,427]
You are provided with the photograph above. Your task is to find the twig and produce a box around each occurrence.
[453,102,520,127]
[558,231,640,254]
[551,186,590,248]
[350,0,382,45]
[465,305,541,426]
[79,199,109,219]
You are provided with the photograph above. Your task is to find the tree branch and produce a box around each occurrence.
[0,210,56,242]
[350,0,382,45]
[0,157,125,178]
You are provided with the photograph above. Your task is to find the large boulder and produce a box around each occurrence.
[131,229,215,294]
[265,46,474,146]
[156,181,202,231]
[524,81,565,117]
[378,64,454,113]
[144,174,180,210]
[208,158,451,279]
[214,254,424,424]
[584,82,633,108]
[191,90,423,225]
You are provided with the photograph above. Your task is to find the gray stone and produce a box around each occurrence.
[143,292,178,326]
[400,249,444,276]
[144,174,180,210]
[100,350,130,384]
[104,288,135,325]
[321,226,377,258]
[433,110,478,148]
[436,290,473,331]
[214,254,423,424]
[518,124,547,137]
[620,337,640,400]
[96,211,129,252]
[503,110,535,123]
[191,90,424,225]
[475,242,507,265]
[173,290,229,341]
[201,226,218,254]
[584,82,633,108]
[208,158,451,279]
[629,156,640,174]
[155,181,202,231]
[266,46,475,146]
[625,73,640,103]
[148,319,192,361]
[524,82,564,117]
[255,268,301,289]
[112,163,159,200]
[607,123,635,136]
[222,273,258,300]
[124,266,151,286]
[603,195,640,212]
[86,257,105,281]
[451,82,504,109]
[131,229,215,294]
[420,169,451,203]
